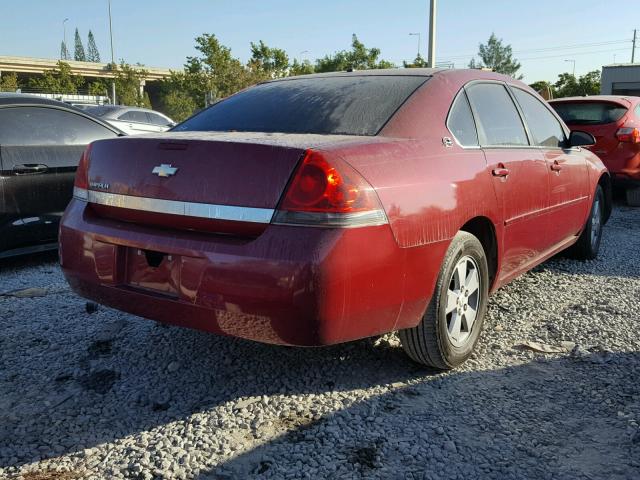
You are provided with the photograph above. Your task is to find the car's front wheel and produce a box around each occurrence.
[399,231,489,370]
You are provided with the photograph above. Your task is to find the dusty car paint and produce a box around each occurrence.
[59,69,609,346]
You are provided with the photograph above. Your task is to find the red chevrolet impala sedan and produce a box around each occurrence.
[60,69,611,369]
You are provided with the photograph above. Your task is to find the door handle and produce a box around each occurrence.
[550,161,562,172]
[492,167,510,177]
[13,164,49,175]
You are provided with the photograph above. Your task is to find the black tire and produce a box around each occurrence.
[626,187,640,207]
[567,185,604,260]
[399,231,489,370]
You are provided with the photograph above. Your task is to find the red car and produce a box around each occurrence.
[550,95,640,206]
[60,69,610,369]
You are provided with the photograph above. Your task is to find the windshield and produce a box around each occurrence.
[551,101,628,125]
[173,75,428,136]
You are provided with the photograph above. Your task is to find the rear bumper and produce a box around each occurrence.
[611,172,640,188]
[60,200,447,346]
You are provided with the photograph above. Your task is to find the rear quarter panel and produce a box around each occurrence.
[328,72,502,250]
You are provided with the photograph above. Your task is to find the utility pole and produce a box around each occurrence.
[565,59,576,76]
[409,32,421,58]
[632,29,637,63]
[427,0,436,68]
[108,0,117,105]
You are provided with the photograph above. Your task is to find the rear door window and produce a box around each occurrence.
[447,92,478,146]
[551,102,628,125]
[0,106,118,146]
[511,88,565,148]
[174,75,428,136]
[466,83,529,146]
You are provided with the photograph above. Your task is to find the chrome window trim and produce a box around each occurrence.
[73,187,274,224]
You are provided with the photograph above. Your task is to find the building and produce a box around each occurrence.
[600,64,640,96]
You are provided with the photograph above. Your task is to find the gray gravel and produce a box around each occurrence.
[0,205,638,480]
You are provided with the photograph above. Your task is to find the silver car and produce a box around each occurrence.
[86,106,175,135]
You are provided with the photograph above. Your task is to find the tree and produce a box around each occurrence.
[60,41,70,60]
[315,34,394,72]
[403,54,428,68]
[159,88,198,122]
[554,70,600,98]
[87,31,101,62]
[0,73,19,92]
[249,40,289,79]
[28,61,83,94]
[289,59,315,76]
[469,33,521,78]
[529,80,554,100]
[113,62,151,107]
[88,80,109,96]
[74,28,86,61]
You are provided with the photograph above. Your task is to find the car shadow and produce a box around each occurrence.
[0,322,428,470]
[1,312,638,480]
[197,351,640,479]
[0,250,58,273]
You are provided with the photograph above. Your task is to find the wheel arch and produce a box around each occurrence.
[459,216,499,291]
[598,173,613,224]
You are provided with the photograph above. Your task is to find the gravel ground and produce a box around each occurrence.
[0,205,639,480]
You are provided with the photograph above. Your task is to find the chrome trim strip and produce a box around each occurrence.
[73,187,89,201]
[77,188,274,224]
[272,209,388,228]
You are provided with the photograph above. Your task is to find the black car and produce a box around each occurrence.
[0,94,123,259]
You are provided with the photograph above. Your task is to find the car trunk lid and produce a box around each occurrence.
[85,132,374,235]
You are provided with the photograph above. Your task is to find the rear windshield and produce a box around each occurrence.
[551,101,628,125]
[173,76,428,136]
[86,106,120,117]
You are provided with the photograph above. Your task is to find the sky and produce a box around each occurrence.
[0,0,637,83]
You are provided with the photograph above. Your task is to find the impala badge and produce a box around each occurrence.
[152,164,178,177]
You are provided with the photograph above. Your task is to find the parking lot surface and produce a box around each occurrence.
[0,205,639,480]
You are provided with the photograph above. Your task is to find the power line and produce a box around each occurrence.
[518,47,632,61]
[440,38,632,60]
[440,46,632,65]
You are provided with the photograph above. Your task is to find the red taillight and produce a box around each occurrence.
[274,149,387,227]
[616,127,640,143]
[73,144,92,200]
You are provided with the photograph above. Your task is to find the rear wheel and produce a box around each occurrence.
[626,187,640,207]
[568,185,604,260]
[399,232,489,370]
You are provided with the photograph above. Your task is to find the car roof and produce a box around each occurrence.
[269,68,444,83]
[0,93,125,134]
[548,95,639,107]
[0,92,83,108]
[266,68,531,93]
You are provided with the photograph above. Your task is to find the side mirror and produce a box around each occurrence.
[568,130,596,148]
[167,122,177,128]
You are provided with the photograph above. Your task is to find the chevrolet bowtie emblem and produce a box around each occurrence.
[152,164,178,177]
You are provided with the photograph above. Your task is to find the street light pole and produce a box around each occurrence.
[108,0,117,105]
[632,29,637,63]
[62,18,69,59]
[409,33,421,58]
[427,0,437,68]
[565,59,576,76]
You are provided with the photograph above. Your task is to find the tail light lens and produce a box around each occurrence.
[273,149,388,227]
[73,144,92,201]
[616,127,640,143]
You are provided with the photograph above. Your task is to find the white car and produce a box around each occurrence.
[86,106,175,135]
